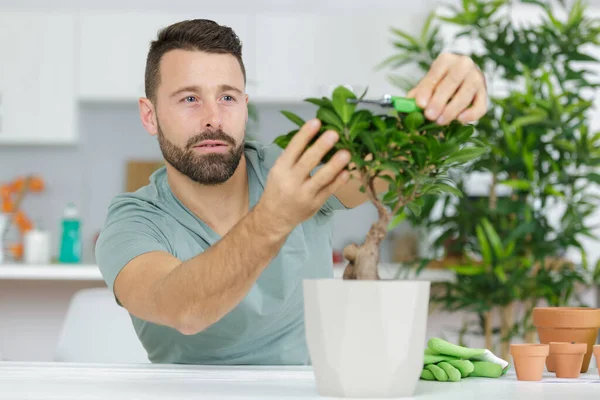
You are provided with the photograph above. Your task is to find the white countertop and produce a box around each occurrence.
[0,263,454,282]
[0,362,598,400]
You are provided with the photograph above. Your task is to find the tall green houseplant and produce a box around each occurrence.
[381,0,600,359]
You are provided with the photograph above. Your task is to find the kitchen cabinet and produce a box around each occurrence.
[77,12,256,102]
[0,12,77,145]
[77,12,427,103]
[254,12,426,102]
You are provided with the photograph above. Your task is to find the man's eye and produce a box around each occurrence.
[184,96,197,103]
[222,95,234,102]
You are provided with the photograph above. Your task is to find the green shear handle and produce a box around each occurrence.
[347,94,422,113]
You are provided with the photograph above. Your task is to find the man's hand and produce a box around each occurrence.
[407,52,488,126]
[259,119,351,232]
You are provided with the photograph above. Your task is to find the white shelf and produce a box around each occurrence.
[0,263,453,283]
[0,265,103,281]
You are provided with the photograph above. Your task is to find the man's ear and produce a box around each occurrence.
[139,97,159,136]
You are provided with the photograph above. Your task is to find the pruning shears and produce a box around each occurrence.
[347,94,422,113]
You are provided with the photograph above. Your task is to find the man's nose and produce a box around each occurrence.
[202,101,222,129]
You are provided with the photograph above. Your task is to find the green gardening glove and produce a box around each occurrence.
[420,338,509,381]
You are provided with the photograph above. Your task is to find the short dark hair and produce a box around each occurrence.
[144,19,246,101]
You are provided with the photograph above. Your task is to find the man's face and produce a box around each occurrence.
[151,49,248,185]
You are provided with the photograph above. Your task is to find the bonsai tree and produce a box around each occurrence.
[274,85,486,280]
[380,0,600,357]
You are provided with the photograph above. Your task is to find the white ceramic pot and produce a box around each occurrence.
[303,279,430,398]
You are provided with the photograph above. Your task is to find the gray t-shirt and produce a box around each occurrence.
[95,140,347,365]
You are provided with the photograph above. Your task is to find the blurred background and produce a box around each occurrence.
[1,0,600,366]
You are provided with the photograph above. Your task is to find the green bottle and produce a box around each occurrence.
[58,203,81,264]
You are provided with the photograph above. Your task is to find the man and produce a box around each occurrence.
[95,19,488,365]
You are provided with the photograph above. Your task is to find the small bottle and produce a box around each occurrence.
[58,203,81,264]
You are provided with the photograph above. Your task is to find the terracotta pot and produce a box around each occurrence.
[532,307,600,373]
[510,343,549,381]
[594,345,600,377]
[549,342,587,378]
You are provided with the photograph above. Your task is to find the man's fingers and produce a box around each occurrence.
[425,58,473,123]
[458,88,488,124]
[315,169,351,205]
[410,53,453,109]
[436,70,481,125]
[278,118,322,166]
[294,130,340,176]
[305,150,351,194]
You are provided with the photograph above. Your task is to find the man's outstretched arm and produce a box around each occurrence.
[113,119,351,335]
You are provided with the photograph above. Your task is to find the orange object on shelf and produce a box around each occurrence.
[1,175,46,262]
[1,185,12,213]
[29,176,45,192]
[9,243,24,260]
[14,210,33,232]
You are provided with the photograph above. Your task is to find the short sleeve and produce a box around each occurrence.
[95,196,171,299]
[256,141,348,215]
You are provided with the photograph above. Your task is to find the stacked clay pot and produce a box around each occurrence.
[532,307,600,373]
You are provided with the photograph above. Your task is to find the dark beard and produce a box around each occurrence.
[157,123,244,185]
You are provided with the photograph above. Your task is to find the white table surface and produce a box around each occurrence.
[0,362,598,400]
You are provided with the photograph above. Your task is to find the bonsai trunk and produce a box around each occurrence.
[343,175,392,280]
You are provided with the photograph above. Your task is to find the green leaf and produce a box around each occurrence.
[332,86,357,125]
[499,180,531,191]
[503,240,516,259]
[317,108,344,132]
[502,122,518,154]
[448,265,486,276]
[280,110,305,127]
[273,130,297,149]
[421,11,437,43]
[404,111,425,131]
[407,202,422,216]
[510,114,547,129]
[494,266,508,283]
[379,162,402,175]
[443,147,487,165]
[388,211,407,231]
[304,97,332,108]
[390,27,421,47]
[553,139,577,152]
[372,116,387,131]
[476,225,492,265]
[522,151,535,181]
[569,52,599,62]
[376,54,415,70]
[428,183,463,197]
[359,131,377,154]
[588,173,600,185]
[481,218,503,259]
[382,190,398,203]
[348,121,371,141]
[544,185,564,197]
